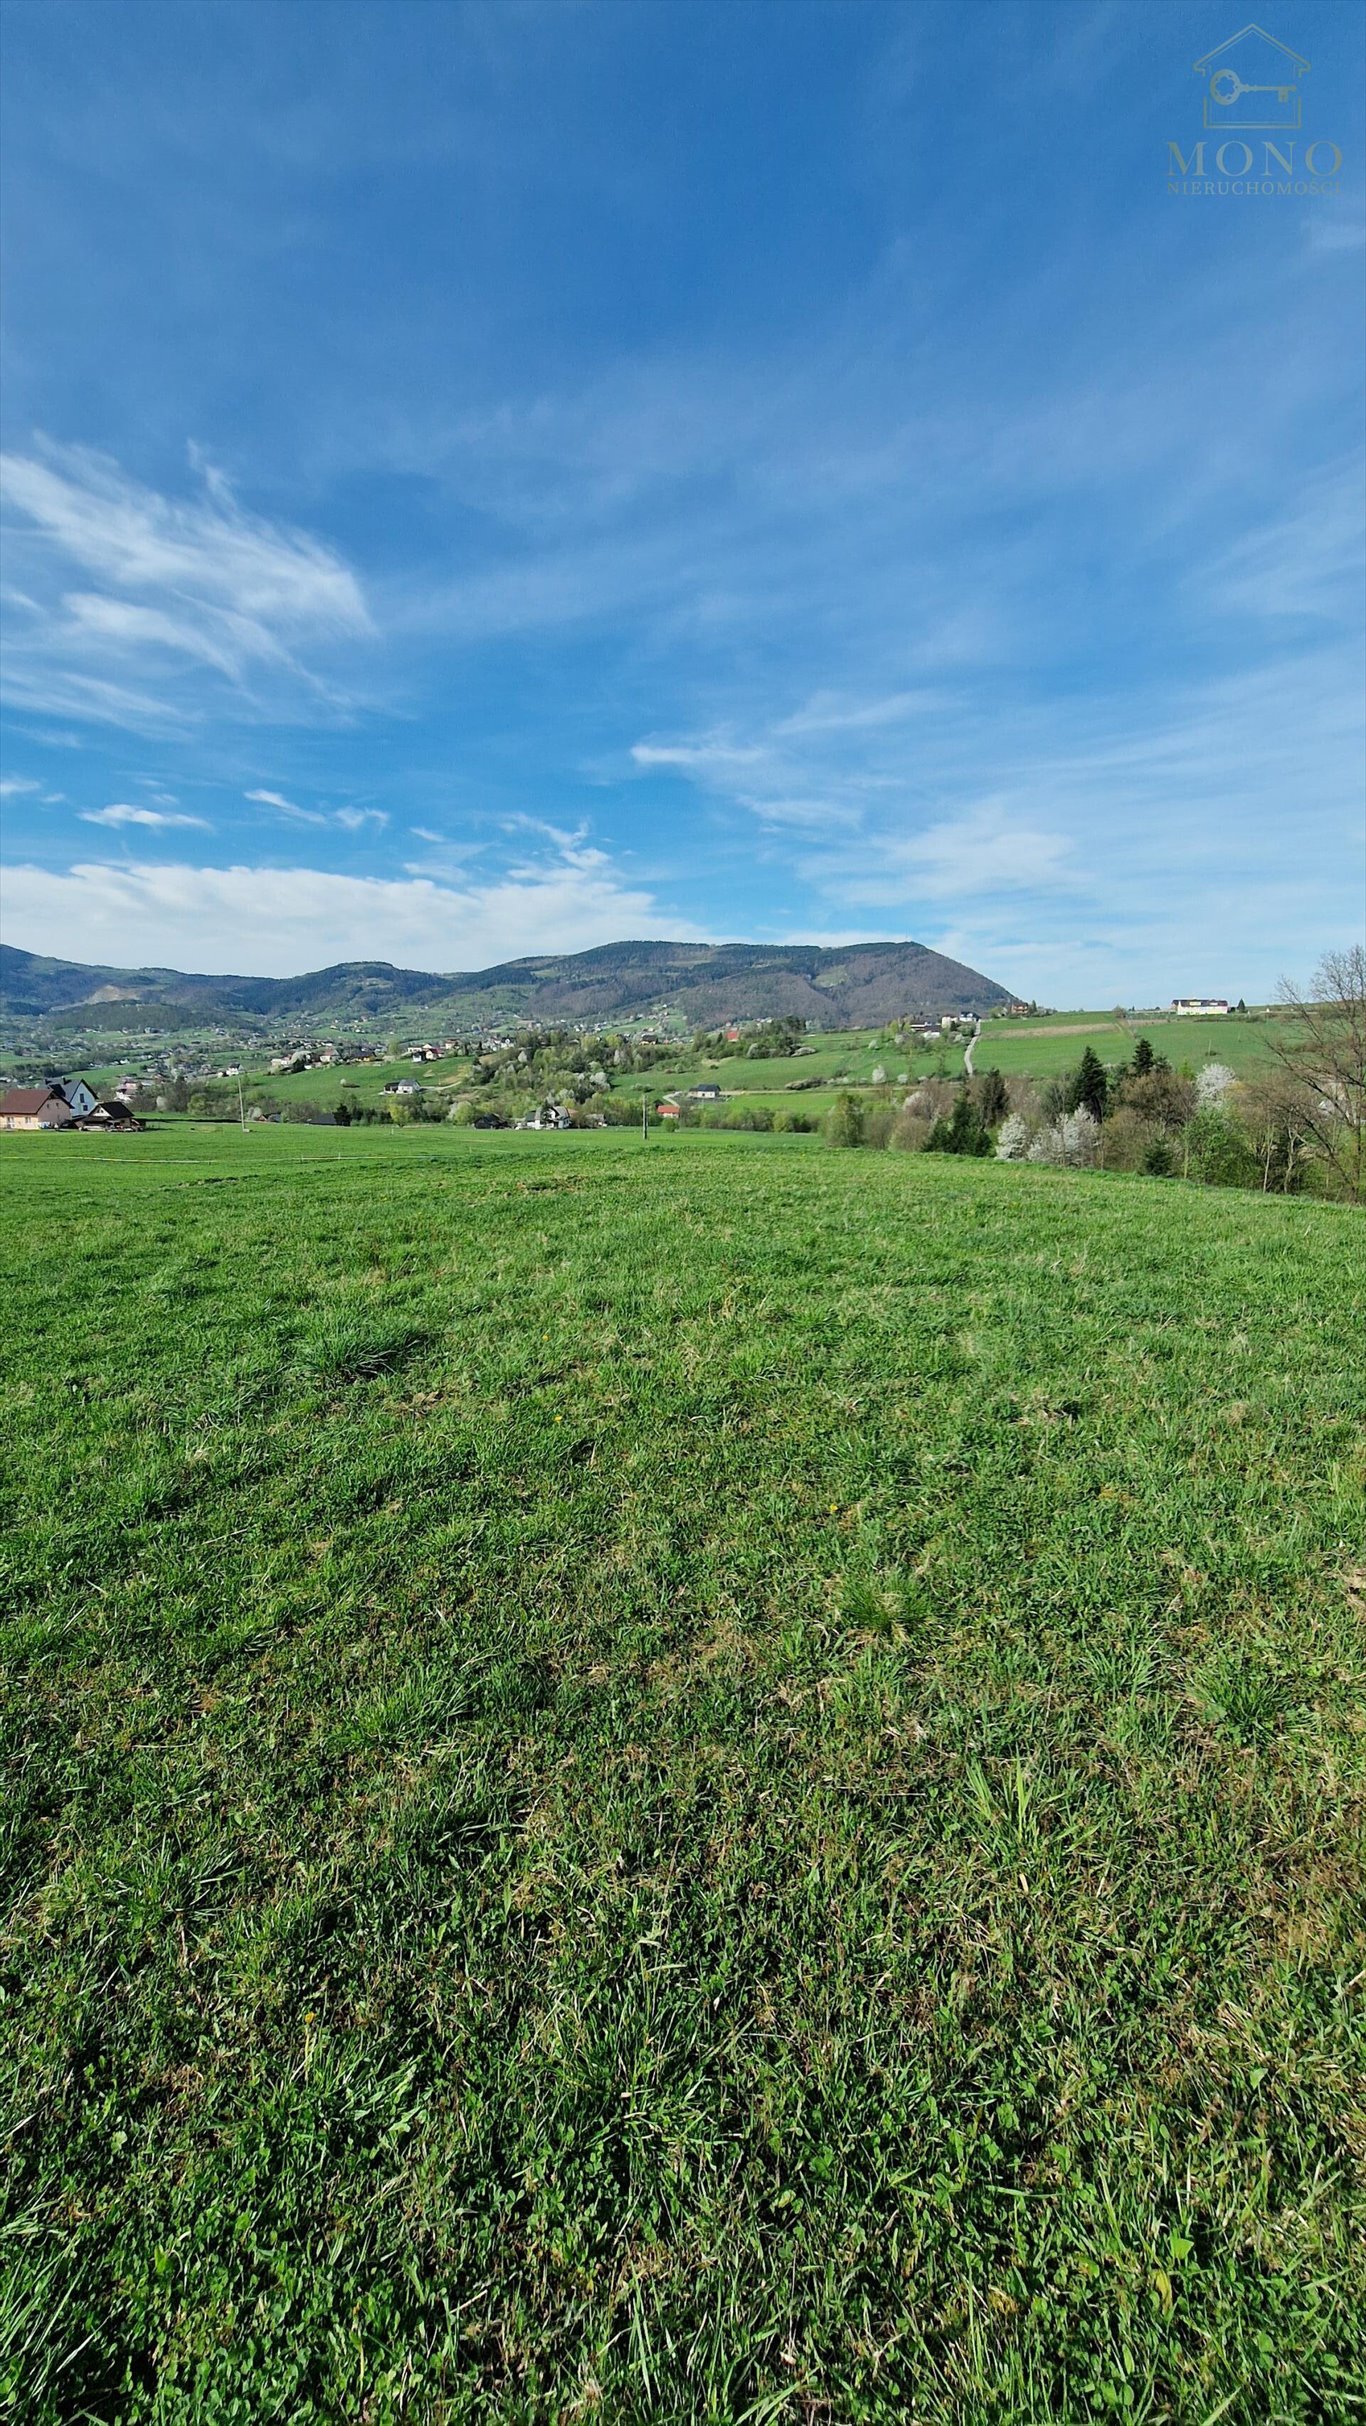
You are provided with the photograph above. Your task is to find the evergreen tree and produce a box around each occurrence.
[1132,1036,1155,1078]
[1067,1046,1109,1122]
[927,1091,992,1157]
[975,1066,1008,1126]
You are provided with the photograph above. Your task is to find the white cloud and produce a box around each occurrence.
[740,795,864,832]
[631,737,767,771]
[0,442,372,730]
[410,825,444,842]
[244,789,386,831]
[0,776,41,797]
[864,805,1077,902]
[773,689,952,736]
[245,787,328,825]
[0,847,707,975]
[79,802,212,830]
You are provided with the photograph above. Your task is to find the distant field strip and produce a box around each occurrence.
[2,1126,1363,2422]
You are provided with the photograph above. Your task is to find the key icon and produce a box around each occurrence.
[1209,68,1295,105]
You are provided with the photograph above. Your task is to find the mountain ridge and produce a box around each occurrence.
[0,938,1014,1028]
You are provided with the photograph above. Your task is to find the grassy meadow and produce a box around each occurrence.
[2,1123,1364,2422]
[974,1015,1295,1085]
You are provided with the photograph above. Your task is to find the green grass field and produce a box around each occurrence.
[3,1125,1363,2422]
[975,1016,1294,1084]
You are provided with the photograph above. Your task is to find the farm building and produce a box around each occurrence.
[74,1100,146,1131]
[1172,997,1229,1016]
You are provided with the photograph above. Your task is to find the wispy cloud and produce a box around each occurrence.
[245,786,327,825]
[773,689,952,737]
[0,442,372,731]
[1195,461,1365,624]
[631,737,768,772]
[0,775,42,797]
[79,801,211,830]
[244,790,388,833]
[823,805,1078,906]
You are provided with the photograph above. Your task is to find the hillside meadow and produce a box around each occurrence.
[2,1124,1363,2422]
[47,1007,1294,1128]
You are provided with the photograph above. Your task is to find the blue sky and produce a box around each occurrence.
[1,0,1362,1001]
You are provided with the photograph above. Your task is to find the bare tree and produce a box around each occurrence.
[1268,945,1366,1203]
[1235,1069,1312,1194]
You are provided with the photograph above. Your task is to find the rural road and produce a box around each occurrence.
[963,1019,981,1078]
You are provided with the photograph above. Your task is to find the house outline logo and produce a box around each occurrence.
[1194,25,1310,130]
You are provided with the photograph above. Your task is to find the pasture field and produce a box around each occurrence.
[974,1015,1294,1083]
[195,1057,475,1112]
[2,1124,1363,2422]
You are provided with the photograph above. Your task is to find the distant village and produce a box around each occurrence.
[0,999,1247,1135]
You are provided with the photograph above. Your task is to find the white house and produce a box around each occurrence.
[1172,998,1229,1016]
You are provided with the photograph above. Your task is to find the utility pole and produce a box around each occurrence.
[237,1071,247,1131]
[641,1089,649,1141]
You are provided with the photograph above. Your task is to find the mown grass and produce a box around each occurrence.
[2,1124,1364,2423]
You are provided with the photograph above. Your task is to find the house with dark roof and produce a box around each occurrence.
[74,1099,146,1131]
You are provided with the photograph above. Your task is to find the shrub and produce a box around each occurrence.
[1119,1069,1197,1132]
[995,1112,1031,1161]
[890,1110,932,1153]
[824,1093,866,1148]
[1099,1106,1157,1173]
[1183,1106,1259,1189]
[1029,1108,1100,1168]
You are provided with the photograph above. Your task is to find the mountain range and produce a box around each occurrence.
[0,938,1012,1031]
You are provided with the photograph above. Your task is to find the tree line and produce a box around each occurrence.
[823,949,1366,1204]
